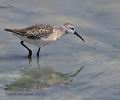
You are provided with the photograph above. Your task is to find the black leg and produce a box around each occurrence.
[37,47,41,58]
[20,41,32,58]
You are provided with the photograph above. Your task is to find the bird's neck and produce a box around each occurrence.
[50,30,64,41]
[50,25,66,41]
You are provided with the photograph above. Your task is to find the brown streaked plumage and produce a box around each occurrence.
[5,24,53,39]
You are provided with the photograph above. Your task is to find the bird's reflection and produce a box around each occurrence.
[5,58,84,91]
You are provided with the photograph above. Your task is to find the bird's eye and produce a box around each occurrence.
[70,27,74,30]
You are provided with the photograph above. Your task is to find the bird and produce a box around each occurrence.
[4,23,85,58]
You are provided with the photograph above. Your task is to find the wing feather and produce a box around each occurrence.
[5,24,53,39]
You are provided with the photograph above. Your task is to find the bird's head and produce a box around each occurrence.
[64,23,85,42]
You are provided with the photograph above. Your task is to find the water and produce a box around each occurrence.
[0,0,120,100]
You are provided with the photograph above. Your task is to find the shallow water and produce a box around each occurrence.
[0,0,120,100]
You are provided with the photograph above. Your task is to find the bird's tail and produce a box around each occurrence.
[4,28,25,36]
[4,28,14,33]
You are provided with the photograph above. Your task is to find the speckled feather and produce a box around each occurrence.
[5,24,53,39]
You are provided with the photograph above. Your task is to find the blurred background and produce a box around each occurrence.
[0,0,120,100]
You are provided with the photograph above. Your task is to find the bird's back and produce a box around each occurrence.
[5,24,53,39]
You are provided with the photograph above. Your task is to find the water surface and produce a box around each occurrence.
[0,0,120,100]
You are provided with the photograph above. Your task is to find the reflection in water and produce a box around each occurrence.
[5,58,84,91]
[0,0,119,99]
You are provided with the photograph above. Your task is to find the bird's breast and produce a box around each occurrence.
[46,30,64,41]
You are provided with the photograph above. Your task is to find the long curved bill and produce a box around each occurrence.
[74,31,85,42]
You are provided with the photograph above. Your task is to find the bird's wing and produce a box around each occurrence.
[5,24,53,39]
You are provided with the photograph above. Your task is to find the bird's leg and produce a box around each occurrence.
[20,41,32,58]
[37,47,41,58]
